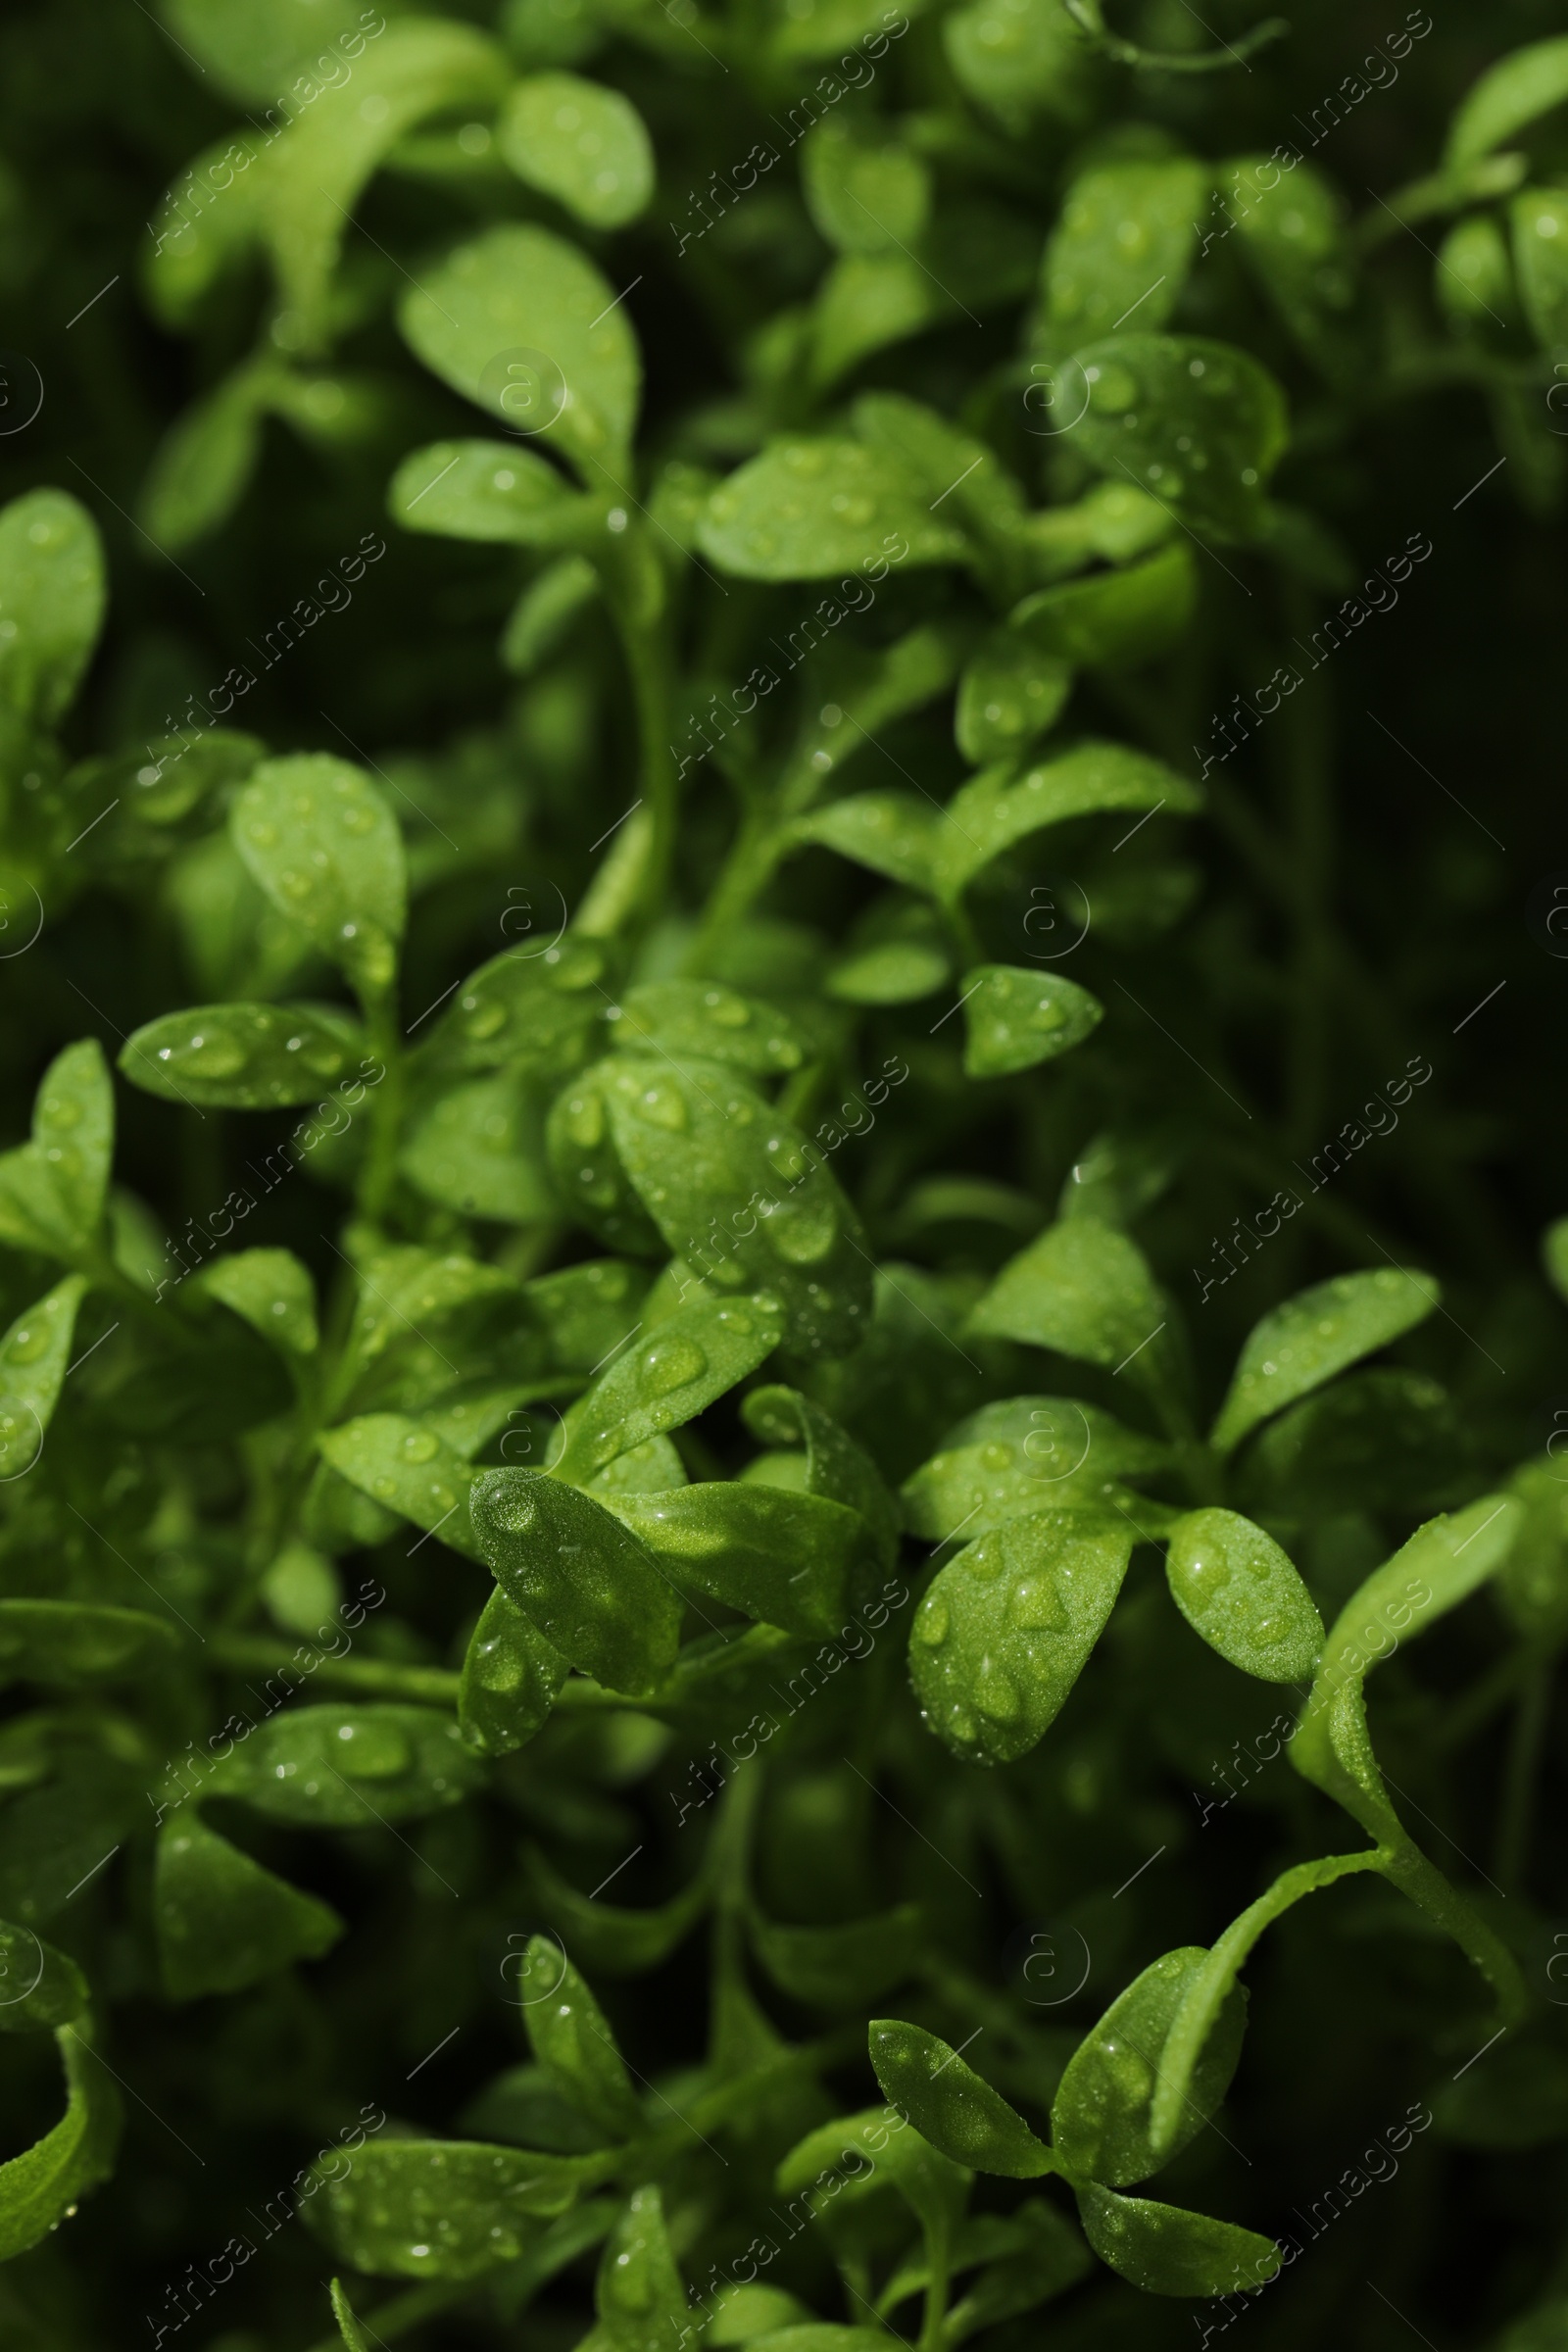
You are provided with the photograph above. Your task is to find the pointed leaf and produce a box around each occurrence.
[1164,1508,1323,1683]
[470,1467,682,1694]
[1052,1948,1247,2186]
[748,1907,922,2008]
[400,221,642,475]
[1074,2182,1280,2296]
[613,981,807,1078]
[425,937,605,1074]
[0,1920,87,2034]
[0,2021,120,2261]
[970,1218,1171,1393]
[909,1510,1135,1765]
[556,1288,783,1482]
[941,742,1200,897]
[1069,336,1288,541]
[741,1383,900,1571]
[526,1842,710,1974]
[330,2279,373,2352]
[526,1941,642,2138]
[306,2138,612,2277]
[802,118,932,253]
[232,757,406,1000]
[120,1002,363,1109]
[319,1415,484,1558]
[605,1485,858,1638]
[900,1396,1171,1544]
[0,1600,179,1688]
[598,2184,686,2352]
[1445,35,1568,167]
[1210,1267,1439,1455]
[196,1247,318,1356]
[791,793,946,895]
[390,438,587,547]
[956,633,1071,764]
[868,2020,1054,2176]
[401,1069,557,1224]
[204,1705,483,1826]
[1008,543,1196,669]
[0,490,106,729]
[460,1588,570,1756]
[0,1277,86,1482]
[699,442,968,581]
[961,965,1103,1078]
[1042,159,1207,349]
[156,1813,342,1999]
[31,1040,112,1244]
[499,73,654,227]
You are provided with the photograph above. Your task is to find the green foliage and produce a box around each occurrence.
[0,5,1555,2344]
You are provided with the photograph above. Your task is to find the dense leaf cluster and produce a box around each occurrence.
[0,0,1565,2346]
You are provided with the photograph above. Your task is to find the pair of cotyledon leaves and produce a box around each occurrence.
[907,1236,1447,1765]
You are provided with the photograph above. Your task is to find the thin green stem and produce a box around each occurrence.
[209,1632,461,1706]
[1494,1658,1555,1893]
[606,566,678,925]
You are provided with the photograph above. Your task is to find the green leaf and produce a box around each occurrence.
[390,437,588,546]
[1041,158,1206,349]
[424,937,605,1075]
[401,1069,557,1224]
[741,1384,899,1572]
[1008,543,1196,669]
[1209,1267,1440,1456]
[139,367,270,551]
[399,221,642,476]
[802,118,931,253]
[1052,1948,1247,2186]
[597,2184,686,2352]
[867,2020,1054,2176]
[142,128,270,324]
[31,1040,112,1245]
[526,1842,710,1973]
[503,552,601,672]
[526,1259,652,1376]
[0,490,106,730]
[329,2279,373,2352]
[1163,1508,1323,1682]
[776,2107,970,2237]
[960,965,1103,1079]
[791,793,946,895]
[1222,158,1354,353]
[1513,189,1568,346]
[900,1395,1171,1544]
[956,634,1071,765]
[908,1510,1135,1765]
[1069,336,1289,541]
[0,1600,179,1688]
[0,2021,120,2261]
[232,757,406,1000]
[612,982,807,1078]
[699,442,968,581]
[1234,1369,1461,1517]
[605,1485,858,1638]
[1073,2181,1280,2296]
[204,1705,483,1826]
[941,2200,1093,2336]
[195,1247,319,1356]
[556,1288,783,1482]
[826,939,950,1004]
[120,1001,362,1109]
[499,73,654,227]
[306,2138,611,2278]
[525,1940,642,2138]
[1445,35,1568,168]
[155,1813,343,1999]
[318,1414,485,1558]
[969,1218,1170,1392]
[944,0,1097,130]
[460,1588,571,1755]
[0,1920,88,2034]
[594,1054,872,1359]
[261,22,508,340]
[751,1906,922,2007]
[939,742,1200,898]
[470,1467,683,1694]
[0,1277,87,1482]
